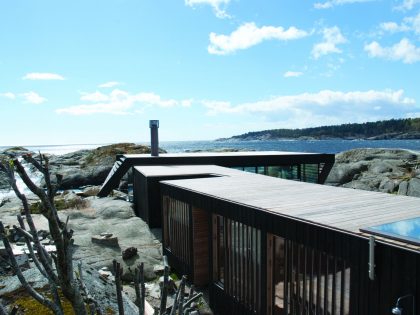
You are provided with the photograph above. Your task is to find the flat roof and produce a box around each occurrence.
[125,151,322,158]
[161,170,420,249]
[134,164,245,177]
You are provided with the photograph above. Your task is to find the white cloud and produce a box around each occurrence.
[365,38,420,63]
[22,72,65,80]
[284,71,303,78]
[379,22,410,33]
[379,13,420,34]
[185,0,231,18]
[314,0,374,9]
[98,81,122,88]
[312,26,347,59]
[80,91,110,102]
[208,22,309,55]
[394,0,420,11]
[0,92,16,100]
[22,91,47,104]
[56,89,192,115]
[203,89,415,119]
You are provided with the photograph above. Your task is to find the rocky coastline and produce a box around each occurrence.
[325,148,420,197]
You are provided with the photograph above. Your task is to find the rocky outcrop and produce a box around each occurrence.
[0,143,165,191]
[44,143,165,189]
[326,148,420,197]
[0,194,162,281]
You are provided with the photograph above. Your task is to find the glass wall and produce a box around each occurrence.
[232,164,321,183]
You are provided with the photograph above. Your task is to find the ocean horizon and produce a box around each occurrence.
[1,139,420,155]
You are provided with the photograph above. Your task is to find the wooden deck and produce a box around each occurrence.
[161,169,420,250]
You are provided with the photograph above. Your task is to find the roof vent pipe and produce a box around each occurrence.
[150,120,159,157]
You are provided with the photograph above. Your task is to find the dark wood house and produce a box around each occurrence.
[159,170,420,315]
[99,151,419,314]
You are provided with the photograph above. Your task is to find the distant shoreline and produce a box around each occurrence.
[218,118,420,142]
[216,133,420,141]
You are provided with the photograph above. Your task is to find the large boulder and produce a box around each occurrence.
[407,178,420,197]
[326,148,420,196]
[63,197,162,280]
[325,161,369,185]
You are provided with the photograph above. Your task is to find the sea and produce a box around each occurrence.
[1,139,420,155]
[1,139,419,201]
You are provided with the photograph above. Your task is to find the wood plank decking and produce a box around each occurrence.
[161,169,420,250]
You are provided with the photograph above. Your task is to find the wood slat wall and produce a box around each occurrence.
[192,207,210,286]
[267,234,350,315]
[213,215,262,314]
[163,197,191,267]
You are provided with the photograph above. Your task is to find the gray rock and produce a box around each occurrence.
[398,181,409,195]
[122,246,138,260]
[92,234,119,247]
[326,148,420,196]
[408,178,420,197]
[369,161,394,174]
[0,263,138,314]
[61,198,162,281]
[335,148,418,163]
[325,161,369,185]
[80,185,101,197]
[379,179,399,193]
[0,175,10,190]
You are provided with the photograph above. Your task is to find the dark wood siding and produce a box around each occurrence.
[161,183,420,315]
[133,169,148,220]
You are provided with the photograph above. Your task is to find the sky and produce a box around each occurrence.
[1,0,420,145]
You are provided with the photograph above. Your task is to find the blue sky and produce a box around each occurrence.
[1,0,420,145]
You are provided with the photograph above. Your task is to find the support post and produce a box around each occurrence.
[368,236,375,281]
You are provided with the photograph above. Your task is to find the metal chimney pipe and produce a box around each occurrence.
[149,120,159,157]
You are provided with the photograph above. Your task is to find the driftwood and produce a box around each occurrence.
[113,260,124,315]
[0,155,87,315]
[134,262,146,315]
[0,156,204,315]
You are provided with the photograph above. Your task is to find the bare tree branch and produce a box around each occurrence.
[113,260,124,315]
[0,222,63,315]
[0,157,87,315]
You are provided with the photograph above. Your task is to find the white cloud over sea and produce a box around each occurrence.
[314,0,375,9]
[56,89,193,115]
[284,71,303,78]
[312,26,347,59]
[98,81,122,88]
[22,72,65,80]
[365,38,420,63]
[185,0,231,18]
[0,92,16,100]
[22,91,47,104]
[203,89,417,128]
[208,22,308,55]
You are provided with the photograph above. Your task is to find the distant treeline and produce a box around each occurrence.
[226,118,420,140]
